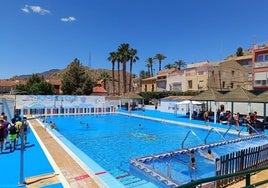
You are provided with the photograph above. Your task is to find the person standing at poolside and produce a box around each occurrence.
[203,111,209,125]
[2,115,10,150]
[8,118,17,152]
[15,117,22,147]
[0,118,6,153]
[22,117,30,144]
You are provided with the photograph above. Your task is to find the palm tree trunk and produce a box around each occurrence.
[117,61,120,95]
[112,62,115,96]
[129,60,133,92]
[123,61,127,94]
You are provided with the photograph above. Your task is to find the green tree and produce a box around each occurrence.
[236,47,243,56]
[146,57,154,77]
[61,58,93,95]
[154,53,166,72]
[139,70,149,79]
[174,60,186,70]
[82,76,94,95]
[107,51,118,96]
[16,74,54,95]
[128,48,139,92]
[164,63,176,69]
[99,71,111,91]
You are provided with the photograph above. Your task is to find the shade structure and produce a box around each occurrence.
[121,92,143,99]
[191,88,223,101]
[251,90,268,103]
[217,86,256,102]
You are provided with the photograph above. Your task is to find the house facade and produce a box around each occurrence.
[141,76,157,92]
[208,60,246,90]
[252,42,268,90]
[185,61,212,91]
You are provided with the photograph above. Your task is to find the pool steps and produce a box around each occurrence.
[131,134,266,187]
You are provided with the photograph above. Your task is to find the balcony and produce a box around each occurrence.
[254,61,268,68]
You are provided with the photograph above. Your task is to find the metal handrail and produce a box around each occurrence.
[181,130,203,149]
[204,127,226,144]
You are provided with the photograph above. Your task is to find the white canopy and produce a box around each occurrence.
[175,100,202,105]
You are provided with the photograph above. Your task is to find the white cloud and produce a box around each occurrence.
[21,5,50,15]
[61,16,76,22]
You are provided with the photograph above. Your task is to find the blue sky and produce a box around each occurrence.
[1,0,268,79]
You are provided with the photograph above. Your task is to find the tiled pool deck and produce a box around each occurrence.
[1,108,268,188]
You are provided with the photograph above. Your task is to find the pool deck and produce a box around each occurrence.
[27,119,101,188]
[1,109,268,187]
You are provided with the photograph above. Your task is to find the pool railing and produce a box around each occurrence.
[130,134,267,187]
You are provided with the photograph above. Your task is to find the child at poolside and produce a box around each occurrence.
[189,149,196,167]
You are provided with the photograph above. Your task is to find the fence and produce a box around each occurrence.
[15,106,117,116]
[215,144,268,187]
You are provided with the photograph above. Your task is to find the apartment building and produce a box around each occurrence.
[208,60,246,90]
[185,61,213,91]
[141,76,157,92]
[141,59,247,92]
[252,42,268,90]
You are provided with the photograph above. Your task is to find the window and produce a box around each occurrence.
[152,84,154,92]
[257,54,268,62]
[222,81,225,88]
[198,80,204,89]
[188,80,193,89]
[232,71,235,76]
[145,85,147,92]
[230,82,234,88]
[173,83,182,91]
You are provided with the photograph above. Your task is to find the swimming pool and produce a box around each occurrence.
[45,112,265,187]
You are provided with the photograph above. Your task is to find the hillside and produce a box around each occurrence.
[9,67,132,95]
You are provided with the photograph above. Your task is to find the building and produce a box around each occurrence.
[185,61,212,91]
[0,79,61,94]
[141,76,157,92]
[208,60,246,90]
[166,69,185,92]
[252,42,268,90]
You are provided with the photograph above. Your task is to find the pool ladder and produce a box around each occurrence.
[151,155,197,182]
[167,157,197,181]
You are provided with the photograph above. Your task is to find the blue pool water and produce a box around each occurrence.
[45,112,266,187]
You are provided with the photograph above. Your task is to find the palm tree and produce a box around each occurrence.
[117,43,130,95]
[128,48,139,92]
[146,57,154,77]
[107,52,117,95]
[116,52,121,95]
[164,63,176,69]
[154,53,166,72]
[174,60,186,70]
[99,71,112,93]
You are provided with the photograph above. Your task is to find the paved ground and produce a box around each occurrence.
[26,118,101,188]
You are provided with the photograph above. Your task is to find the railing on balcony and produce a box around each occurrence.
[254,61,268,68]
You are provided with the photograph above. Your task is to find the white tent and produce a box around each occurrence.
[175,100,202,105]
[175,100,202,120]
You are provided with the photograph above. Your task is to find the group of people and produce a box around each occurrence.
[0,112,29,153]
[189,148,214,172]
